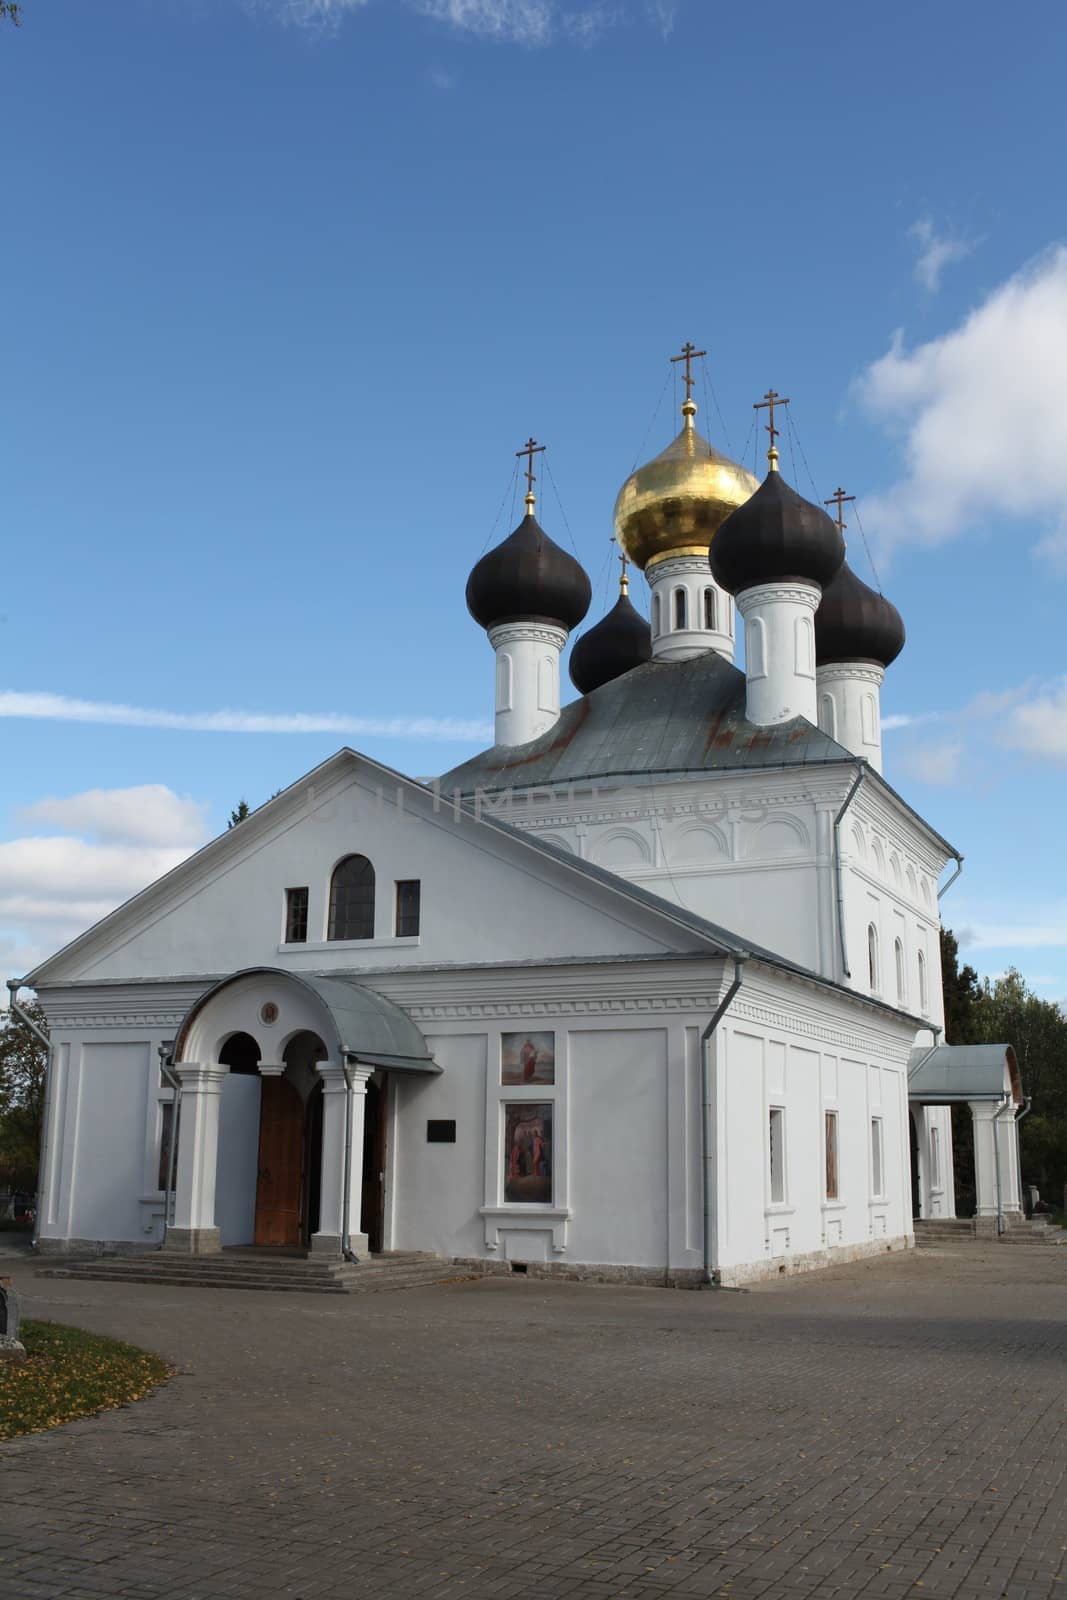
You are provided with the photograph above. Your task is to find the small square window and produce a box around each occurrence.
[427,1119,456,1143]
[285,887,309,944]
[396,879,421,938]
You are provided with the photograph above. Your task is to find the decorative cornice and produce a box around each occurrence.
[736,582,820,613]
[488,623,568,650]
[816,663,886,688]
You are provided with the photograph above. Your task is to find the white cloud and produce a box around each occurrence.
[0,690,492,744]
[999,676,1067,761]
[898,740,963,786]
[414,0,552,43]
[954,913,1067,951]
[18,786,211,849]
[249,0,370,31]
[856,246,1067,558]
[882,711,941,733]
[908,217,976,294]
[0,786,212,990]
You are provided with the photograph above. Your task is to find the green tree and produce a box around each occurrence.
[228,799,251,829]
[0,1000,48,1190]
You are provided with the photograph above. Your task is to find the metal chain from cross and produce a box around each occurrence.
[670,341,707,404]
[824,486,855,534]
[754,388,790,470]
[516,437,546,500]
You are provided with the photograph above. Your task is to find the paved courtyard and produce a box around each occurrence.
[0,1246,1065,1600]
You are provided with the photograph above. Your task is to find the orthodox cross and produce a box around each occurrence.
[824,486,855,533]
[670,341,706,404]
[754,388,790,468]
[610,534,631,592]
[516,436,546,499]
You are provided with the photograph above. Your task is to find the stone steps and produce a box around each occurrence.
[914,1218,1067,1249]
[37,1248,478,1295]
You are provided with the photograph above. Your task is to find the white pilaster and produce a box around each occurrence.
[736,580,820,727]
[816,663,886,771]
[165,1062,228,1254]
[969,1100,1022,1223]
[345,1065,374,1256]
[648,554,734,662]
[488,622,568,747]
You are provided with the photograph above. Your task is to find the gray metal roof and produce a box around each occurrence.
[441,652,853,794]
[908,1043,1021,1104]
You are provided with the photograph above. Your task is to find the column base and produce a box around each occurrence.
[310,1231,370,1259]
[162,1227,222,1256]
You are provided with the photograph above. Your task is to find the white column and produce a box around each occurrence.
[487,622,568,747]
[311,1063,347,1257]
[969,1100,1021,1224]
[165,1062,228,1254]
[816,663,886,771]
[648,555,734,662]
[736,581,820,727]
[312,1063,373,1257]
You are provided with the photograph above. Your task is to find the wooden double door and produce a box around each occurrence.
[253,1074,385,1251]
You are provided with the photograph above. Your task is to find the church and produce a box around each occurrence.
[16,356,1025,1286]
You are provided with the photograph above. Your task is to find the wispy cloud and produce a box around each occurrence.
[0,691,492,744]
[855,246,1067,562]
[955,912,1067,952]
[898,740,963,787]
[251,0,677,44]
[882,711,942,733]
[17,786,211,849]
[908,217,977,294]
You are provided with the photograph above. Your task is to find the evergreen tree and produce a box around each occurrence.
[228,799,251,829]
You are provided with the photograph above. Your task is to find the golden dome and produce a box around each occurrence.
[614,400,760,573]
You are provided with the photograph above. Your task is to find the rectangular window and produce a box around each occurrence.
[395,879,421,937]
[871,1117,884,1197]
[284,886,309,944]
[157,1102,177,1193]
[427,1120,456,1144]
[824,1110,839,1200]
[504,1102,553,1205]
[769,1106,786,1204]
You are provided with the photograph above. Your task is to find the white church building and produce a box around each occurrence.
[16,377,1025,1286]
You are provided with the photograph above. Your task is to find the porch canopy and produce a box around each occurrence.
[173,966,441,1073]
[907,1043,1021,1105]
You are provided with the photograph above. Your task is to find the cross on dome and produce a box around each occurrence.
[516,436,546,512]
[670,341,707,415]
[824,486,856,534]
[754,388,791,472]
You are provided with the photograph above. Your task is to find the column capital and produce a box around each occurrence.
[173,1062,229,1091]
[344,1061,375,1091]
[315,1061,348,1092]
[257,1063,286,1078]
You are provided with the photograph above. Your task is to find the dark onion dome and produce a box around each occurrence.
[709,470,846,597]
[815,560,905,668]
[569,585,652,695]
[466,506,592,632]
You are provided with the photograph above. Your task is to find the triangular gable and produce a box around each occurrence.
[25,747,739,988]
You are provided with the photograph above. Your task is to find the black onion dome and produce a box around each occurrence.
[569,591,652,695]
[709,471,845,596]
[815,561,905,668]
[466,511,592,632]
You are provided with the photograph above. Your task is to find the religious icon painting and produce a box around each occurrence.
[503,1103,553,1205]
[501,1030,555,1086]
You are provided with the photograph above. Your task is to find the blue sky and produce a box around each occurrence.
[3,0,1066,998]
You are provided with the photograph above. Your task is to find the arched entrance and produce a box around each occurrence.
[167,967,439,1258]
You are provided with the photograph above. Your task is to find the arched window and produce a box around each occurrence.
[651,593,661,637]
[818,692,836,738]
[917,949,929,1014]
[867,922,879,991]
[328,854,376,941]
[894,937,906,1006]
[703,588,716,630]
[673,588,687,629]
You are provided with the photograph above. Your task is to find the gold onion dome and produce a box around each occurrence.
[613,398,760,573]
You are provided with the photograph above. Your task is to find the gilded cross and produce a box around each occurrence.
[516,436,546,497]
[670,341,707,403]
[824,486,855,533]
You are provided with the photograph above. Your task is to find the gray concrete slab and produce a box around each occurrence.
[0,1246,1064,1600]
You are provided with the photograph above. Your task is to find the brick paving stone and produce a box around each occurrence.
[0,1245,1065,1599]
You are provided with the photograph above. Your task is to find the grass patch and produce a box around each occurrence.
[0,1319,171,1439]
